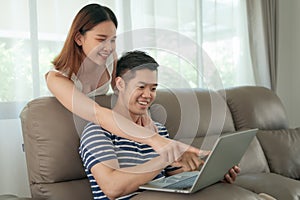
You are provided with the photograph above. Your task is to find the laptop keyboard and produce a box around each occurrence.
[164,175,197,189]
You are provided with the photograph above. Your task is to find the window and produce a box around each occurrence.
[0,0,254,119]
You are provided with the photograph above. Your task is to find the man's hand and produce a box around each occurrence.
[224,165,240,183]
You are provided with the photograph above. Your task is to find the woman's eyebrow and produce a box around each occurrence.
[95,34,117,39]
[95,34,107,37]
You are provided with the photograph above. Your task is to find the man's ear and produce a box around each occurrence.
[115,77,125,91]
[75,32,83,46]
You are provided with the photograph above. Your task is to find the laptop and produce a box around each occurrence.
[139,128,258,194]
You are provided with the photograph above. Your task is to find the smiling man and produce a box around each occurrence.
[79,51,203,200]
[79,50,240,200]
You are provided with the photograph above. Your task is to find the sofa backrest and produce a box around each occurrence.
[150,88,235,145]
[225,86,288,130]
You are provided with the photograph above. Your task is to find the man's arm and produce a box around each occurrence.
[80,124,170,199]
[91,156,168,200]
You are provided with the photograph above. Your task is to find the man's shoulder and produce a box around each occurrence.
[153,122,168,137]
[153,121,166,129]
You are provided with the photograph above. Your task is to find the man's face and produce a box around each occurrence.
[122,68,157,116]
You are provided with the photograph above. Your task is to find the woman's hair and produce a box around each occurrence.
[52,3,118,78]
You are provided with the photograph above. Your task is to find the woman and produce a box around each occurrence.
[46,3,200,163]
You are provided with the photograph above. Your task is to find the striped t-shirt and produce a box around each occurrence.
[79,122,176,200]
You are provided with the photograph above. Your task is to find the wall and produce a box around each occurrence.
[277,0,300,128]
[0,120,31,197]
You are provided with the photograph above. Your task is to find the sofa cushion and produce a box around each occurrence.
[239,136,270,175]
[235,173,300,200]
[30,178,92,200]
[132,182,262,200]
[257,128,300,179]
[225,86,288,130]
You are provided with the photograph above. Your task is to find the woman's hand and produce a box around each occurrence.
[148,134,208,164]
[136,114,201,164]
[171,150,210,172]
[135,114,158,133]
[171,152,201,172]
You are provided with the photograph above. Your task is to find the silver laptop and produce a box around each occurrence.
[139,129,258,194]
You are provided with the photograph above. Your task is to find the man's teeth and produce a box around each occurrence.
[138,101,148,105]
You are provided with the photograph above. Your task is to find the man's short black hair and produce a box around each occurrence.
[116,50,159,80]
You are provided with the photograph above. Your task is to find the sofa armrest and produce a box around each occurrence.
[235,173,300,200]
[257,128,300,179]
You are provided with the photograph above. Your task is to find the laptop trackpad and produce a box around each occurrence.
[148,171,199,189]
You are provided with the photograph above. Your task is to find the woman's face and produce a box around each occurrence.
[76,20,117,65]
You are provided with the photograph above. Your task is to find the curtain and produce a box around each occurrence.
[246,0,278,90]
[0,0,257,119]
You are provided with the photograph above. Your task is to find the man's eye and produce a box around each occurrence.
[151,87,157,91]
[139,86,145,89]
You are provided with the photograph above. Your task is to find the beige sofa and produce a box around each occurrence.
[20,86,300,200]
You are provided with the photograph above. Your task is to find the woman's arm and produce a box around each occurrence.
[46,71,99,122]
[46,71,200,158]
[46,71,159,141]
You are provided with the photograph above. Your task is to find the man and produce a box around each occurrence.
[79,51,239,200]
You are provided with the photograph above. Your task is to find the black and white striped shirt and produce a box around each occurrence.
[79,122,176,200]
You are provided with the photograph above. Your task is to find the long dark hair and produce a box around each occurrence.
[52,4,118,78]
